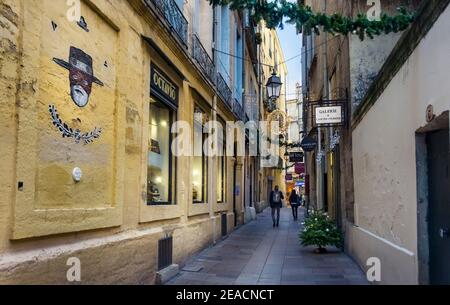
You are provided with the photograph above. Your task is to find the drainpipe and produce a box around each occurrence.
[257,23,263,207]
[211,95,218,245]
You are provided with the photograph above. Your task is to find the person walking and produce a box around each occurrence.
[269,185,284,228]
[289,189,300,221]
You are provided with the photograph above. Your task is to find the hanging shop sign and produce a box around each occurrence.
[295,180,305,187]
[308,98,348,128]
[300,136,317,152]
[289,152,304,163]
[151,64,179,109]
[315,106,343,125]
[285,174,293,182]
[295,163,305,175]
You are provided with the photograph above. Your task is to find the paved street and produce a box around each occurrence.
[167,208,368,285]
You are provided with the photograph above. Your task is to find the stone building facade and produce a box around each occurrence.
[302,0,447,284]
[349,0,450,284]
[0,0,284,284]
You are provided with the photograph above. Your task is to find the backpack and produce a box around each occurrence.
[272,191,282,204]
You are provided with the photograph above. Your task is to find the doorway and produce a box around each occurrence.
[267,178,273,208]
[416,111,450,285]
[427,128,450,284]
[333,145,342,230]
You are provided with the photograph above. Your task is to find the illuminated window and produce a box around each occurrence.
[193,106,209,203]
[217,117,226,203]
[147,99,176,205]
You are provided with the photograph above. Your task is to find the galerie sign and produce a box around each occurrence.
[315,106,343,125]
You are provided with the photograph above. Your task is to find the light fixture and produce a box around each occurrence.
[155,177,162,184]
[266,71,283,100]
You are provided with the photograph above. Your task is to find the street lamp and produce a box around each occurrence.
[266,71,283,100]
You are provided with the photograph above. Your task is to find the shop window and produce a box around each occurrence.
[193,106,209,204]
[217,117,226,203]
[148,99,176,205]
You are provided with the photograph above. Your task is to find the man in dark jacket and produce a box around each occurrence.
[269,185,284,228]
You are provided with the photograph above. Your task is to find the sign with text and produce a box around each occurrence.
[295,163,305,175]
[315,106,343,125]
[300,136,317,152]
[151,64,179,109]
[289,152,304,163]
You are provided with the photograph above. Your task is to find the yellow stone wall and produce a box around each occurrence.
[0,0,241,284]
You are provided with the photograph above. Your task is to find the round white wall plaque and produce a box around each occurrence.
[72,167,83,182]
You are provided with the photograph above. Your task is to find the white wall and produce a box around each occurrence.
[350,5,450,284]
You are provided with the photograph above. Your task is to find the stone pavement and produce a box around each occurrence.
[167,207,368,285]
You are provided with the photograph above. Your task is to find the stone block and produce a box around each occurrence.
[155,264,180,285]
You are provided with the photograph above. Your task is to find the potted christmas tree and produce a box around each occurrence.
[299,210,343,254]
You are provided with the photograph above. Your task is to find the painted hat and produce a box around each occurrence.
[53,46,104,86]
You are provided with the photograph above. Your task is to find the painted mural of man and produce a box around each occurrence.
[53,46,104,107]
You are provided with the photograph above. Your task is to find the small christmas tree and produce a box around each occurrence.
[299,210,343,254]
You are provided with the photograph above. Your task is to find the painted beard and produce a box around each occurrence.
[71,85,90,107]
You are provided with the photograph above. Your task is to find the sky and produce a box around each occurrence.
[277,24,302,100]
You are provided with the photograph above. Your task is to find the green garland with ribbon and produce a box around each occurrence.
[209,0,416,40]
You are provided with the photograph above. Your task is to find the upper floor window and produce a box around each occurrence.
[219,5,231,82]
[234,27,243,104]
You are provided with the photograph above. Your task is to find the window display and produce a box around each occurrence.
[193,106,209,203]
[148,99,175,205]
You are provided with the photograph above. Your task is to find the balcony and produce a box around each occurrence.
[233,99,245,122]
[147,0,188,47]
[217,72,233,109]
[192,34,216,86]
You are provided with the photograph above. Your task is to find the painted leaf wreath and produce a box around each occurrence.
[48,105,102,145]
[208,0,416,40]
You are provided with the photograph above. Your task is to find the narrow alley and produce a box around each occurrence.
[167,208,368,285]
[2,0,449,289]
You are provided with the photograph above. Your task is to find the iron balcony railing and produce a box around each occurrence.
[233,98,245,122]
[148,0,188,47]
[217,72,233,109]
[192,34,216,86]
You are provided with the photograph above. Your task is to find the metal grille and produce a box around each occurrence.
[147,0,188,47]
[158,236,173,270]
[192,34,216,86]
[217,72,233,109]
[233,98,245,122]
[221,214,227,237]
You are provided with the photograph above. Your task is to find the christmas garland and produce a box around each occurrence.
[209,0,416,40]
